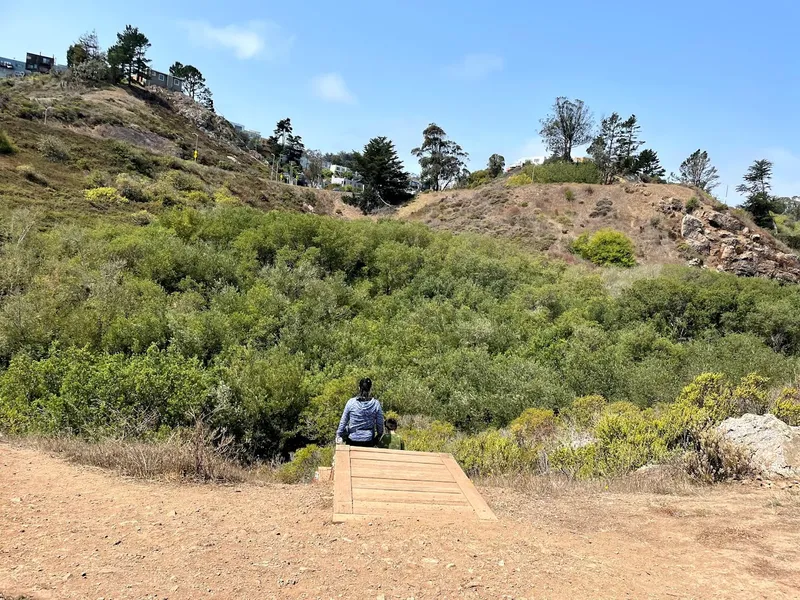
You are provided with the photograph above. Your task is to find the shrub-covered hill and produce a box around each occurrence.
[0,76,346,224]
[2,206,800,460]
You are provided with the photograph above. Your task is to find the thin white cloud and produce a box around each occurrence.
[447,53,504,81]
[311,73,356,104]
[181,20,294,60]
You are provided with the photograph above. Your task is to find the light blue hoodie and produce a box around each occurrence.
[336,396,384,443]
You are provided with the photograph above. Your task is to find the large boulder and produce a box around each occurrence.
[717,413,800,478]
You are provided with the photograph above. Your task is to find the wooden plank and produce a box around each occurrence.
[351,477,462,494]
[346,452,444,465]
[350,466,454,483]
[353,488,469,505]
[347,446,439,458]
[440,454,497,521]
[350,458,450,473]
[352,500,475,516]
[333,445,353,515]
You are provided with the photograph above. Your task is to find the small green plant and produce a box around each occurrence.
[131,210,154,226]
[773,387,800,426]
[85,187,127,203]
[0,130,17,154]
[37,135,71,162]
[571,229,636,267]
[85,170,110,188]
[16,165,48,186]
[277,444,333,483]
[563,187,576,202]
[685,197,700,212]
[506,173,533,187]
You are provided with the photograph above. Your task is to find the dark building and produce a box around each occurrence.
[25,53,55,74]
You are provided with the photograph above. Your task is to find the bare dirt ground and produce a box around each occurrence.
[2,444,799,600]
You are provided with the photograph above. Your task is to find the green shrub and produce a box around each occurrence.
[16,165,48,186]
[506,173,532,187]
[571,229,636,267]
[405,421,456,453]
[509,407,558,446]
[131,210,155,226]
[277,444,333,483]
[110,141,156,177]
[468,169,493,188]
[549,444,599,479]
[682,428,753,483]
[184,190,212,205]
[773,387,800,426]
[214,187,239,205]
[37,135,71,162]
[563,187,576,202]
[165,170,205,192]
[0,130,17,154]
[529,161,601,184]
[564,395,606,429]
[85,187,127,203]
[115,173,152,203]
[452,429,535,475]
[85,170,110,188]
[685,197,700,212]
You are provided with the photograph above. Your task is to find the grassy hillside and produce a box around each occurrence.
[0,76,344,225]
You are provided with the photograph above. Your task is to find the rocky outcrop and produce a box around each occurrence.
[717,414,800,478]
[680,209,800,283]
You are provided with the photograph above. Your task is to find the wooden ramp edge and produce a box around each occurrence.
[332,445,496,522]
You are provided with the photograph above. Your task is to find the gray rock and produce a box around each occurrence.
[717,414,800,478]
[681,214,705,239]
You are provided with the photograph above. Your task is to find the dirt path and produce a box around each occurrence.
[2,444,799,599]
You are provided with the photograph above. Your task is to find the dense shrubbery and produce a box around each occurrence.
[571,229,636,267]
[1,207,800,464]
[513,161,601,184]
[0,130,17,154]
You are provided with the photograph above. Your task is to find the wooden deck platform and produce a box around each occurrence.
[332,445,496,522]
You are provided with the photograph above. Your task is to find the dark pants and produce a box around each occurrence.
[346,438,375,448]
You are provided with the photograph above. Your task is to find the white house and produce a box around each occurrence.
[507,156,546,171]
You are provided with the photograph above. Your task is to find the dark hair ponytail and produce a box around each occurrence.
[358,377,372,399]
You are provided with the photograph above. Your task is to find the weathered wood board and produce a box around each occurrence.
[332,445,496,522]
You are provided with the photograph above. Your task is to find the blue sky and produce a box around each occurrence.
[4,0,800,200]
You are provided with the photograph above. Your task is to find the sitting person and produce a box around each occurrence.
[335,378,384,447]
[377,417,405,450]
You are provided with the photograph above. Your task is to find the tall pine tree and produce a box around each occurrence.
[738,159,776,228]
[350,136,411,213]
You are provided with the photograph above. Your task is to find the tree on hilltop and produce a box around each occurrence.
[411,123,468,191]
[266,118,304,169]
[539,97,595,162]
[738,159,777,228]
[679,150,720,192]
[66,31,100,67]
[588,113,644,184]
[107,25,150,86]
[635,149,666,182]
[170,62,208,101]
[487,154,505,178]
[349,136,411,213]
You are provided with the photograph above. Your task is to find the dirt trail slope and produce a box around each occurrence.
[2,445,800,599]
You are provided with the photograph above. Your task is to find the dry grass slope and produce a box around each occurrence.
[396,181,706,265]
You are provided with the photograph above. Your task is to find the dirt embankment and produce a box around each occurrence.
[2,444,800,599]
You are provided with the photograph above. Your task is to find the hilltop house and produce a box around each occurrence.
[0,52,66,78]
[147,68,183,92]
[0,57,26,78]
